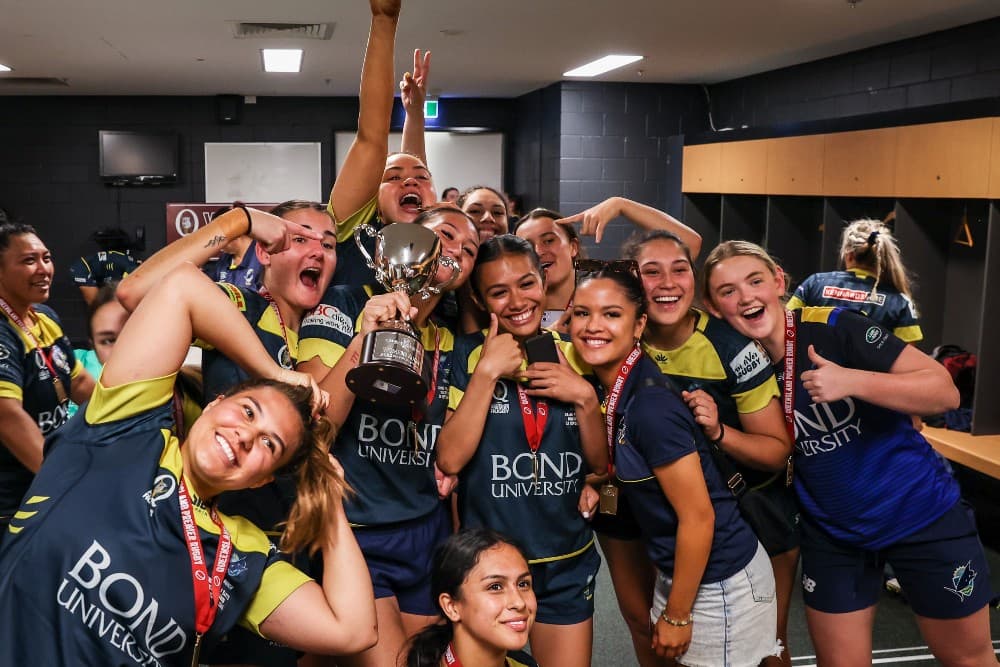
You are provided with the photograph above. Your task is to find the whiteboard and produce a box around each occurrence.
[334,132,504,197]
[204,142,322,203]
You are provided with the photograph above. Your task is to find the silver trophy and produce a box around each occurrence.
[346,222,460,405]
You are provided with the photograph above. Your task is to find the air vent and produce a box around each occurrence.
[231,22,334,40]
[0,77,68,87]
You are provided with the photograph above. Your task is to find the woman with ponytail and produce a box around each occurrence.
[0,262,376,666]
[406,529,539,667]
[788,218,922,343]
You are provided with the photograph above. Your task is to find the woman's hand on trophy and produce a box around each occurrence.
[248,209,324,254]
[478,314,524,382]
[359,292,418,336]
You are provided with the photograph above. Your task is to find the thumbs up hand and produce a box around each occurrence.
[478,313,524,382]
[800,344,852,403]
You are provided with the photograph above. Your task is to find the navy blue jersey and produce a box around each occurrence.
[0,375,310,666]
[447,330,593,562]
[202,241,264,292]
[201,284,297,401]
[784,307,958,548]
[299,284,453,526]
[612,356,758,583]
[69,250,140,288]
[642,309,779,487]
[330,197,379,289]
[788,269,922,343]
[0,304,81,516]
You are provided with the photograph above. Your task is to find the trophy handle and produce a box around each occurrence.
[354,223,378,270]
[419,255,461,299]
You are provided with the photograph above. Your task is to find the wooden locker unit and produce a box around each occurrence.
[765,135,825,196]
[681,143,722,193]
[720,140,768,194]
[894,118,993,199]
[822,128,897,197]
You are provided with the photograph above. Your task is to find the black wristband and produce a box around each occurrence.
[232,201,252,235]
[711,422,725,446]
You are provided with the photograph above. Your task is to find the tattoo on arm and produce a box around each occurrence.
[204,235,228,249]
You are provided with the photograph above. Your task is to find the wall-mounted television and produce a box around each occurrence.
[99,130,178,185]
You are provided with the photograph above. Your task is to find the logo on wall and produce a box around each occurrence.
[175,208,201,237]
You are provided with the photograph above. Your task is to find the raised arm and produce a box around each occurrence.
[328,0,401,222]
[556,196,703,259]
[104,264,288,389]
[399,49,430,165]
[116,207,320,312]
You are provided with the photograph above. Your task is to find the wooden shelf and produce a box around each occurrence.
[923,426,1000,480]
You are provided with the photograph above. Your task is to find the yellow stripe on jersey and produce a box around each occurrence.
[332,196,378,244]
[800,306,837,324]
[218,282,247,311]
[12,510,37,520]
[70,357,82,379]
[85,373,177,425]
[259,304,300,356]
[642,336,727,381]
[2,308,67,352]
[0,379,23,401]
[297,338,347,368]
[527,536,595,564]
[24,496,49,504]
[894,324,923,343]
[786,295,805,311]
[241,560,313,637]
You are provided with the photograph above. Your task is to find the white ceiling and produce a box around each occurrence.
[2,0,999,98]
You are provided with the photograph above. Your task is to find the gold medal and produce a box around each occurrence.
[408,420,419,454]
[599,483,619,516]
[785,455,794,487]
[531,452,539,484]
[190,632,203,667]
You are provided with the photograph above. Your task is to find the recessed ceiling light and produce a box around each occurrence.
[261,49,302,73]
[563,55,643,78]
[0,64,12,72]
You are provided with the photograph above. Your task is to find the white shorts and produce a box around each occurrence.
[650,542,781,667]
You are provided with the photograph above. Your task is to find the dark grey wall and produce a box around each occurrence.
[0,95,514,339]
[709,17,1000,130]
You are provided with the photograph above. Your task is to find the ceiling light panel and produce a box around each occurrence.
[563,55,643,78]
[262,49,303,73]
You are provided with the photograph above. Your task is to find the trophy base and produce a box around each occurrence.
[345,327,427,406]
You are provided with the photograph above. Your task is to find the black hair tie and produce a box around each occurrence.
[866,230,880,246]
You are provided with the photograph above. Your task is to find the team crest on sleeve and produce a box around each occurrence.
[142,474,177,514]
[302,304,354,338]
[944,561,977,601]
[864,326,883,344]
[730,341,768,382]
[227,552,249,579]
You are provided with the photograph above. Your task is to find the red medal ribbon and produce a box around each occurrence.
[412,325,442,423]
[444,643,461,666]
[782,309,797,441]
[177,476,233,642]
[258,288,290,360]
[515,382,548,456]
[604,345,643,476]
[0,297,68,400]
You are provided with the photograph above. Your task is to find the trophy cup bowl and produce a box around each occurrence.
[346,223,460,406]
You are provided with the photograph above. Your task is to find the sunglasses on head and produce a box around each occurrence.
[573,259,639,277]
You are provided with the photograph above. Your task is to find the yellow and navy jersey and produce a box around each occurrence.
[642,308,779,486]
[612,355,758,583]
[447,330,594,563]
[785,307,958,549]
[0,304,82,515]
[300,284,454,526]
[202,241,264,292]
[330,196,380,288]
[201,283,298,401]
[68,250,140,287]
[0,374,311,666]
[788,269,922,343]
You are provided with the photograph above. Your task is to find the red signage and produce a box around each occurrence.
[164,203,276,244]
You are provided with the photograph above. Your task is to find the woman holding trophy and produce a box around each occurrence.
[298,204,480,667]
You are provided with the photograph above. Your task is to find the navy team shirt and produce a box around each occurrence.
[299,283,451,526]
[612,355,758,583]
[0,374,310,666]
[784,307,958,548]
[447,330,594,562]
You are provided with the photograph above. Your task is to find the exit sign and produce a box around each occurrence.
[424,99,439,119]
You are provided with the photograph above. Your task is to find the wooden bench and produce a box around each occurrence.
[923,426,1000,480]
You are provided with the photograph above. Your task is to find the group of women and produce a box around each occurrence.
[0,1,995,666]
